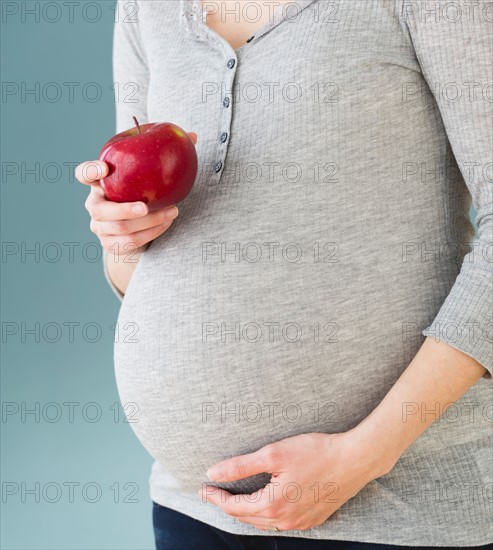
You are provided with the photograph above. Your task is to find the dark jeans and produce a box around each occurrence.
[152,501,490,550]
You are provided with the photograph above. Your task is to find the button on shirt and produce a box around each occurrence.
[106,0,493,546]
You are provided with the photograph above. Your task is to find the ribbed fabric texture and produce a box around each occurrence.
[103,0,493,545]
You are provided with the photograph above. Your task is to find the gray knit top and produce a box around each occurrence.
[102,0,493,545]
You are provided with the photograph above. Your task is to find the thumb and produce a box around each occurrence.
[75,161,108,186]
[187,132,198,145]
[206,446,279,482]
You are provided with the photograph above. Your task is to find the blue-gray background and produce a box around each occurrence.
[2,2,154,548]
[1,2,478,550]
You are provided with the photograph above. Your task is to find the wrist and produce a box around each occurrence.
[344,418,404,479]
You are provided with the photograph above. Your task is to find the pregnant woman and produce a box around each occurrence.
[76,0,492,548]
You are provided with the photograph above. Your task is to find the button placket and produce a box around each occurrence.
[184,0,320,187]
[185,0,323,186]
[208,51,238,185]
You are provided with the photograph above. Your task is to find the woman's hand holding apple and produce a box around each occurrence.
[76,130,198,256]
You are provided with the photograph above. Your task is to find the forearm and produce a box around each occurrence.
[352,337,487,476]
[105,243,148,296]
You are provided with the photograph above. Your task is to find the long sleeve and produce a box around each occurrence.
[103,0,149,302]
[401,0,493,377]
[113,0,149,133]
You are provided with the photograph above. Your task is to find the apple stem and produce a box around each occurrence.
[133,116,141,135]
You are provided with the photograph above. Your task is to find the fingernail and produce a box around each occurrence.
[167,206,179,218]
[206,469,218,481]
[132,203,147,215]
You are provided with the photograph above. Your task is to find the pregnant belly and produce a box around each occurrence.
[114,328,366,494]
[113,237,427,494]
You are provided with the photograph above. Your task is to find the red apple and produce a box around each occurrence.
[99,117,198,211]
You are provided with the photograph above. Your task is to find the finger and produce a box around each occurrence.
[187,132,198,145]
[85,189,150,221]
[206,445,280,482]
[86,185,172,221]
[198,485,272,518]
[100,222,171,255]
[92,206,178,236]
[76,161,109,185]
